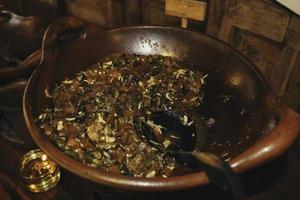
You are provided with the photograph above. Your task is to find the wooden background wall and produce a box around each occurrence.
[1,0,300,110]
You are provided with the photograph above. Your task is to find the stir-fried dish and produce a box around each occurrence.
[37,54,204,178]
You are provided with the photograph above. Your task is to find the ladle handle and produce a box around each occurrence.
[175,151,245,199]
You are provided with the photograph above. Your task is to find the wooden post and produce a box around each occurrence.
[181,17,188,28]
[165,0,207,29]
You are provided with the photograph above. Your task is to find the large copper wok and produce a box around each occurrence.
[23,18,300,192]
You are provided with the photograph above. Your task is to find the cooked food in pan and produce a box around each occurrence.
[37,54,204,178]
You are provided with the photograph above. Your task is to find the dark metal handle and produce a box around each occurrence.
[174,151,245,200]
[41,17,87,59]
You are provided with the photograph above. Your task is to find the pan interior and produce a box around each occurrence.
[28,26,276,168]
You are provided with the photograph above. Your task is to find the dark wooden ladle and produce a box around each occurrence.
[139,110,245,199]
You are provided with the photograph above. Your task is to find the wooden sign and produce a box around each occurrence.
[165,0,207,28]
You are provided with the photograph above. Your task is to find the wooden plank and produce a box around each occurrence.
[221,0,290,42]
[124,0,143,25]
[270,15,300,108]
[230,28,281,79]
[218,16,234,42]
[142,0,182,26]
[65,0,126,28]
[280,51,300,108]
[65,0,107,27]
[165,0,207,21]
[106,0,124,28]
[285,16,300,50]
[206,0,229,37]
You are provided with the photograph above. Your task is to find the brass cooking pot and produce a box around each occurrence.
[23,17,300,192]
